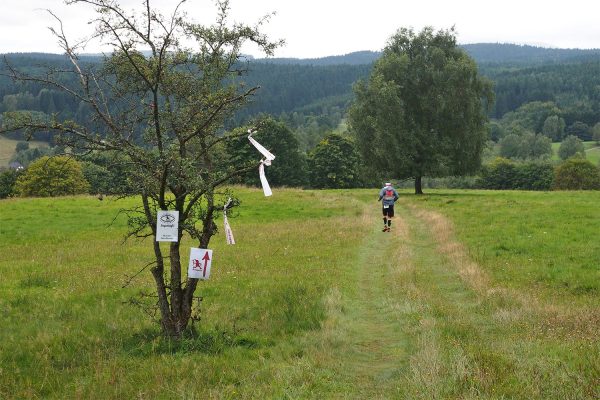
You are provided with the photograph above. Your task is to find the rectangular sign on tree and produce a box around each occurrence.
[156,210,179,242]
[188,248,212,280]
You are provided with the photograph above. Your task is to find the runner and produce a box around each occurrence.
[378,182,399,232]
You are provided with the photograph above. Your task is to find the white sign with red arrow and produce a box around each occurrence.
[188,248,212,280]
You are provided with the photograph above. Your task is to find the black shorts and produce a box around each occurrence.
[382,204,394,217]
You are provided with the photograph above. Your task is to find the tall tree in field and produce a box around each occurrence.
[0,0,281,338]
[349,27,494,194]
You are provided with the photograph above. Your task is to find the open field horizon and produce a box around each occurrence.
[0,188,598,398]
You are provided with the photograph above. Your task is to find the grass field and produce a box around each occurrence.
[0,136,49,167]
[0,188,598,398]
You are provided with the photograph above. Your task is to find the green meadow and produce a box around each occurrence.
[0,188,598,399]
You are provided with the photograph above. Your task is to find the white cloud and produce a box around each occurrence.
[1,0,599,56]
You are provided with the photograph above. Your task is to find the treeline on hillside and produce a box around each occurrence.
[462,43,600,65]
[5,46,600,125]
[260,44,600,67]
[0,53,372,148]
[4,47,600,146]
[485,61,600,122]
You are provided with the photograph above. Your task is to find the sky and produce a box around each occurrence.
[1,0,599,58]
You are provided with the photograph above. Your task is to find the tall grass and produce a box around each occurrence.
[403,190,600,303]
[0,188,369,398]
[0,188,598,398]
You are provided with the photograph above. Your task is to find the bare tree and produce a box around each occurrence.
[1,0,282,338]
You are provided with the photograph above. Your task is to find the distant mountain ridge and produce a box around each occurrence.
[6,43,600,67]
[461,43,600,65]
[254,51,381,66]
[254,43,600,66]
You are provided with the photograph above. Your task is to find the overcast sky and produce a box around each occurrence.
[1,0,599,58]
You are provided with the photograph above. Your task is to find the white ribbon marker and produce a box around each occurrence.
[248,129,275,197]
[248,131,275,161]
[223,198,235,245]
[259,160,273,197]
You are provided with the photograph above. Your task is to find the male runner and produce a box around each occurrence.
[378,182,399,232]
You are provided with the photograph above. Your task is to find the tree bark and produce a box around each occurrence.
[415,176,423,195]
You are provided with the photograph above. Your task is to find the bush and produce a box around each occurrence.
[592,122,600,145]
[414,176,480,189]
[514,161,554,190]
[553,158,600,190]
[80,152,134,195]
[15,156,90,197]
[499,133,552,160]
[478,158,518,189]
[478,158,554,190]
[0,168,23,198]
[566,121,591,141]
[15,141,29,152]
[81,161,112,194]
[558,135,585,160]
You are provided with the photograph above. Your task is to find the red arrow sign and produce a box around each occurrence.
[202,251,211,277]
[189,248,213,280]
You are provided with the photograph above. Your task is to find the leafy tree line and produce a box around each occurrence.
[482,99,600,170]
[5,143,597,201]
[477,157,600,190]
[1,121,365,199]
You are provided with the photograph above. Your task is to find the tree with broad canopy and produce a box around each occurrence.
[349,27,494,194]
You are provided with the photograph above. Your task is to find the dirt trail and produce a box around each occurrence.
[316,201,598,399]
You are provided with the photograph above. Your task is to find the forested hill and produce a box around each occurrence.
[3,43,600,146]
[461,43,600,65]
[254,51,380,66]
[256,44,600,66]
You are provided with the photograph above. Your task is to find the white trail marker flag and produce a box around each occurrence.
[188,248,212,280]
[248,129,275,197]
[248,131,275,161]
[223,198,235,245]
[258,160,272,197]
[156,210,179,242]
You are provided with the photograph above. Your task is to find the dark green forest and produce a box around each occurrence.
[2,43,600,144]
[2,43,600,192]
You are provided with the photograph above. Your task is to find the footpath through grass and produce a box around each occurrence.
[0,188,598,398]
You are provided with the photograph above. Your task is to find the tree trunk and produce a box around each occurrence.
[415,176,423,195]
[158,192,216,338]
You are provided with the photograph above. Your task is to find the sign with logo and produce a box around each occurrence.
[156,210,179,242]
[188,248,212,280]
